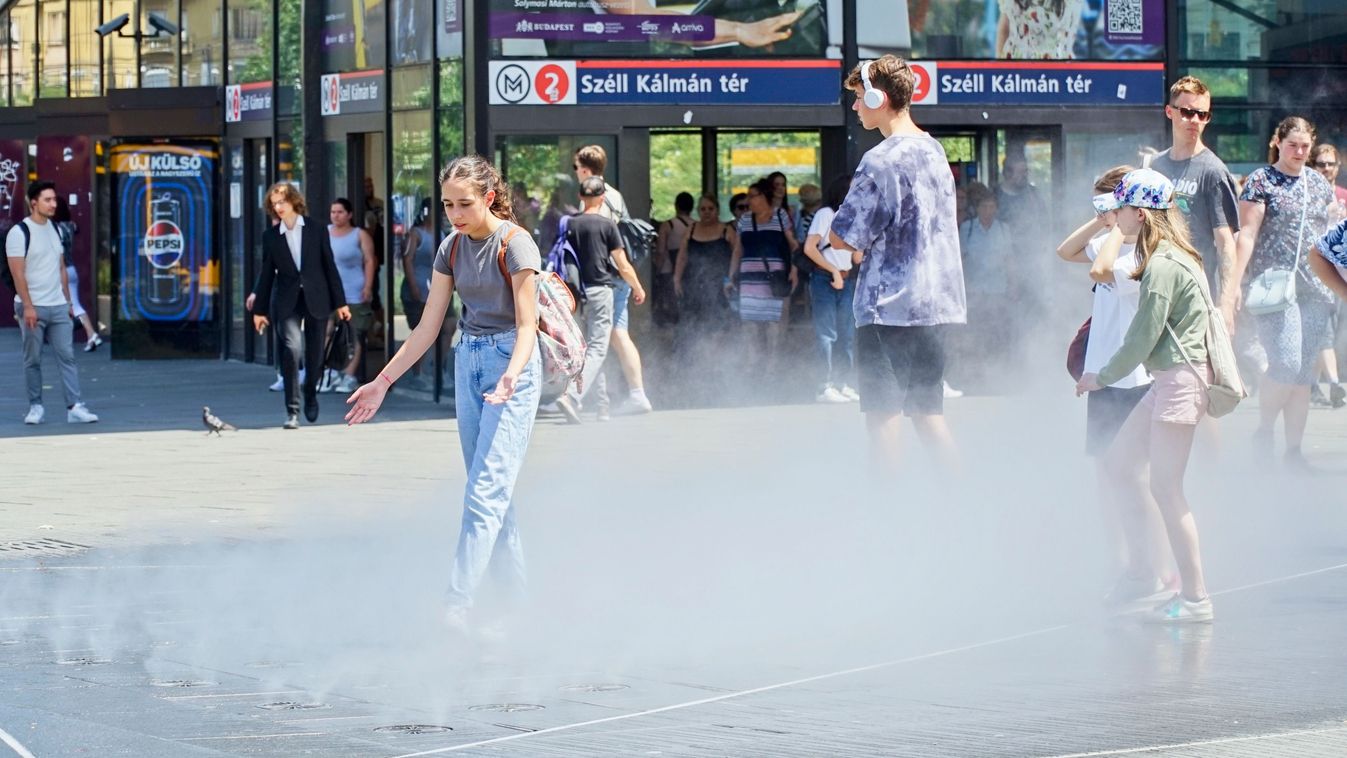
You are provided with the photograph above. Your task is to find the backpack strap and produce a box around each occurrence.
[497,223,523,281]
[446,233,461,274]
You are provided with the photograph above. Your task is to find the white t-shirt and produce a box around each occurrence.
[1084,234,1151,389]
[6,218,66,307]
[806,207,850,271]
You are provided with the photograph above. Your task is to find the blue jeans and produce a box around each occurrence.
[446,329,542,611]
[809,271,856,389]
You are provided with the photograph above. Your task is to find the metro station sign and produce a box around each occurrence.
[489,60,841,106]
[910,61,1164,107]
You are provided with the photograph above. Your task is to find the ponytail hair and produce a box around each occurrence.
[1131,205,1202,281]
[1268,116,1316,164]
[438,154,515,223]
[1094,164,1135,195]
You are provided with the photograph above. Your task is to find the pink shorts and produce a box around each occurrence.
[1137,364,1211,425]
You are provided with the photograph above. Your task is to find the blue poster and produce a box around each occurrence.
[111,144,218,322]
[909,61,1164,107]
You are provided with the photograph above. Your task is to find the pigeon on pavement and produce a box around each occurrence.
[202,406,238,436]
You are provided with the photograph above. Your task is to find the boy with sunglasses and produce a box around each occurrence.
[1148,75,1241,332]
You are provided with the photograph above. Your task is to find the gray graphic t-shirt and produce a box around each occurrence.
[433,222,542,334]
[830,133,966,327]
[1148,148,1239,294]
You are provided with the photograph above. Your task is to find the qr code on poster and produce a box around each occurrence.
[1107,0,1144,35]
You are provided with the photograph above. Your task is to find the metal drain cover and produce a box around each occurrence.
[468,704,544,713]
[256,701,329,711]
[560,683,628,693]
[0,538,91,557]
[150,679,216,688]
[373,725,454,735]
[56,657,111,666]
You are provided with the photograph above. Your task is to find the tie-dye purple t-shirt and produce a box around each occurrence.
[830,133,967,327]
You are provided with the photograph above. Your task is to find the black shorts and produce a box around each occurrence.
[856,324,947,416]
[1085,383,1151,456]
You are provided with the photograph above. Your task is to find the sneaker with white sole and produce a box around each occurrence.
[1103,573,1171,612]
[268,374,284,392]
[23,404,44,425]
[839,385,860,401]
[1149,593,1214,624]
[816,386,850,404]
[66,403,99,423]
[334,374,360,394]
[316,368,342,393]
[943,381,964,399]
[554,395,582,424]
[83,334,103,352]
[615,395,653,415]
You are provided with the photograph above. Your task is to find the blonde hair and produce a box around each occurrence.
[438,154,515,223]
[573,144,608,175]
[265,181,306,219]
[1131,206,1202,280]
[1094,165,1134,195]
[1168,75,1209,103]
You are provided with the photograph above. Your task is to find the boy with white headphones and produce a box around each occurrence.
[828,55,967,473]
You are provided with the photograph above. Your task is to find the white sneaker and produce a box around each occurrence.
[444,606,471,638]
[23,404,44,425]
[816,386,850,404]
[317,368,341,393]
[1149,593,1214,624]
[66,403,99,423]
[615,393,654,415]
[334,374,360,394]
[268,373,284,392]
[943,381,964,399]
[83,334,103,352]
[839,385,860,402]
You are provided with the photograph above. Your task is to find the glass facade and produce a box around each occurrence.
[0,0,1340,365]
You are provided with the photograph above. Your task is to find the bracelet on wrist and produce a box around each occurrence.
[378,372,394,385]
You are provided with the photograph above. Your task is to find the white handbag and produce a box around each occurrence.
[1244,175,1309,316]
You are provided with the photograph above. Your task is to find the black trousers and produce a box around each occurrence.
[278,290,329,416]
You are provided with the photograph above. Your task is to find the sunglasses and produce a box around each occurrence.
[1313,161,1339,169]
[1171,106,1212,123]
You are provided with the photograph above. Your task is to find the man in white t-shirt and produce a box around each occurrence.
[6,181,98,425]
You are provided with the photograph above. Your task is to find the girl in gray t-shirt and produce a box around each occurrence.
[346,155,544,631]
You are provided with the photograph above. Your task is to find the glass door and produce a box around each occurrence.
[494,133,617,252]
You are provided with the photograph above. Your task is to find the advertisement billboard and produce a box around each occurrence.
[908,0,1162,60]
[489,0,827,59]
[111,143,218,324]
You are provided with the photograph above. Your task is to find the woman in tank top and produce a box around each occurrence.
[328,198,376,393]
[675,193,736,325]
[347,154,544,637]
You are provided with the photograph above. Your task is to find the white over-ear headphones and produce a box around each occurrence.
[860,61,887,109]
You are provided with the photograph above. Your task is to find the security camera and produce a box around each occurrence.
[95,13,130,37]
[147,12,179,36]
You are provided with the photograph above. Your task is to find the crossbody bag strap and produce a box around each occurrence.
[1293,174,1310,281]
[749,214,774,272]
[1159,251,1213,391]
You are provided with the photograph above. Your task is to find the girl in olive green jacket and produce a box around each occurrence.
[1076,168,1214,624]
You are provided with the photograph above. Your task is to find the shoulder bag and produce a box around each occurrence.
[751,212,793,298]
[1244,174,1310,316]
[1160,251,1247,418]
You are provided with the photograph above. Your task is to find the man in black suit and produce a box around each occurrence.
[252,182,351,429]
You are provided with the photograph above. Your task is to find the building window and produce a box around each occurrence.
[104,0,136,89]
[1180,0,1347,63]
[10,0,35,106]
[140,0,180,88]
[181,0,223,85]
[70,0,100,96]
[226,0,270,84]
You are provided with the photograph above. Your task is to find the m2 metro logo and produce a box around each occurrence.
[489,61,577,105]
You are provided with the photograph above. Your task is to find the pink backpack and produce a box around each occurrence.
[449,223,586,400]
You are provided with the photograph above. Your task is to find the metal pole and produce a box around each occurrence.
[841,0,860,171]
